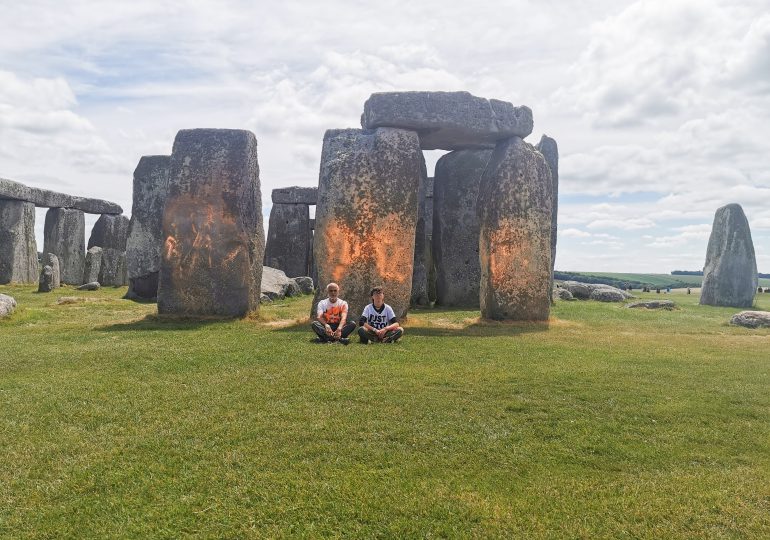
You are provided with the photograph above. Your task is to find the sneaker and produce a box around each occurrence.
[339,337,350,345]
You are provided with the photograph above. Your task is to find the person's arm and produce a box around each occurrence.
[333,304,349,338]
[317,303,333,335]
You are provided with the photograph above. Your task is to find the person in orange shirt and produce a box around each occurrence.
[311,282,356,344]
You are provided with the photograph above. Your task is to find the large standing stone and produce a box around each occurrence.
[410,156,430,306]
[700,203,758,307]
[264,202,312,278]
[432,149,492,307]
[0,199,38,283]
[88,214,130,250]
[478,137,553,320]
[40,253,60,288]
[271,186,318,205]
[312,128,422,320]
[126,155,171,300]
[83,246,103,284]
[158,129,264,317]
[361,91,533,150]
[38,265,55,292]
[425,177,436,303]
[536,135,559,301]
[43,208,85,285]
[99,248,127,286]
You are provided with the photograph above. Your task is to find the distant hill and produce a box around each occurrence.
[672,270,770,278]
[555,271,770,289]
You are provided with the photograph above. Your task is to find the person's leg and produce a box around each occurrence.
[358,326,378,344]
[382,328,403,343]
[311,321,329,342]
[340,322,356,338]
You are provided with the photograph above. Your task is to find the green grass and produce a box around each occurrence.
[1,284,769,538]
[561,271,770,288]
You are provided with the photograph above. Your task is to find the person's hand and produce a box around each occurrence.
[333,328,341,339]
[325,324,333,336]
[376,328,386,339]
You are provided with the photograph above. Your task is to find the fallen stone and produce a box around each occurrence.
[730,310,770,328]
[38,265,55,292]
[77,282,100,291]
[158,129,264,318]
[561,281,592,299]
[0,199,38,283]
[83,246,103,284]
[261,266,293,300]
[361,91,533,150]
[259,293,272,304]
[98,248,127,287]
[0,293,17,317]
[589,288,626,302]
[126,273,159,301]
[271,186,318,205]
[294,276,314,295]
[479,137,553,320]
[555,288,574,301]
[312,128,422,320]
[700,203,758,308]
[40,253,60,289]
[0,176,122,214]
[264,202,312,278]
[433,149,492,307]
[285,279,302,298]
[88,214,130,250]
[43,208,85,285]
[627,300,676,310]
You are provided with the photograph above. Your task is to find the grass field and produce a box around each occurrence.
[1,285,769,538]
[558,271,770,289]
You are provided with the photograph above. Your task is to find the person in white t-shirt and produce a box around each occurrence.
[312,282,356,344]
[357,286,403,344]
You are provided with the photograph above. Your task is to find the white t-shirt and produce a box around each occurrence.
[360,303,396,330]
[316,298,348,325]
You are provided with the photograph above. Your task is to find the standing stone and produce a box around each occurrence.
[700,203,758,307]
[88,214,130,250]
[425,177,436,303]
[264,202,312,278]
[312,128,422,320]
[40,253,60,288]
[478,137,553,320]
[432,149,492,307]
[83,246,103,284]
[536,135,558,302]
[410,156,430,306]
[126,155,171,300]
[0,199,38,283]
[99,248,127,287]
[38,265,55,292]
[43,208,85,285]
[158,129,264,317]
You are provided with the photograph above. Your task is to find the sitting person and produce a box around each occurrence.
[311,282,356,344]
[357,286,403,344]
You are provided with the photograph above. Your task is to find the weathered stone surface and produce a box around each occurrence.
[40,253,60,289]
[43,208,85,285]
[38,265,55,292]
[700,204,758,308]
[433,149,492,307]
[259,293,272,304]
[309,218,315,230]
[361,91,533,150]
[264,203,312,278]
[77,282,100,291]
[0,293,17,317]
[99,248,127,286]
[730,310,770,328]
[479,137,552,320]
[158,129,264,317]
[312,128,422,320]
[285,279,301,298]
[410,156,430,306]
[424,177,436,303]
[0,200,38,283]
[555,288,574,301]
[271,186,318,205]
[589,288,626,302]
[294,276,314,295]
[83,246,103,284]
[0,177,122,214]
[536,135,558,301]
[126,155,171,300]
[261,266,293,300]
[88,214,130,250]
[627,300,675,310]
[561,281,592,299]
[561,281,633,301]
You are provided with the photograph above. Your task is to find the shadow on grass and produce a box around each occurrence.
[96,314,227,332]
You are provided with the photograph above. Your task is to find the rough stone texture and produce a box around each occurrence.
[0,177,122,214]
[83,246,103,284]
[0,199,38,283]
[285,279,301,298]
[38,265,55,292]
[627,300,676,310]
[561,281,592,299]
[312,128,422,320]
[700,203,758,308]
[260,293,272,304]
[264,203,311,278]
[294,276,314,295]
[410,155,430,306]
[730,310,770,328]
[0,293,16,317]
[77,282,100,291]
[536,135,558,301]
[271,186,318,205]
[561,281,633,301]
[88,214,130,250]
[425,177,436,303]
[591,284,634,299]
[479,137,552,320]
[43,208,85,285]
[589,288,626,302]
[555,288,574,301]
[98,248,127,286]
[40,253,60,289]
[433,149,491,307]
[261,266,293,300]
[361,91,533,150]
[158,129,264,317]
[126,155,171,300]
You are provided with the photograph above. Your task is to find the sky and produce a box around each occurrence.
[1,0,768,273]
